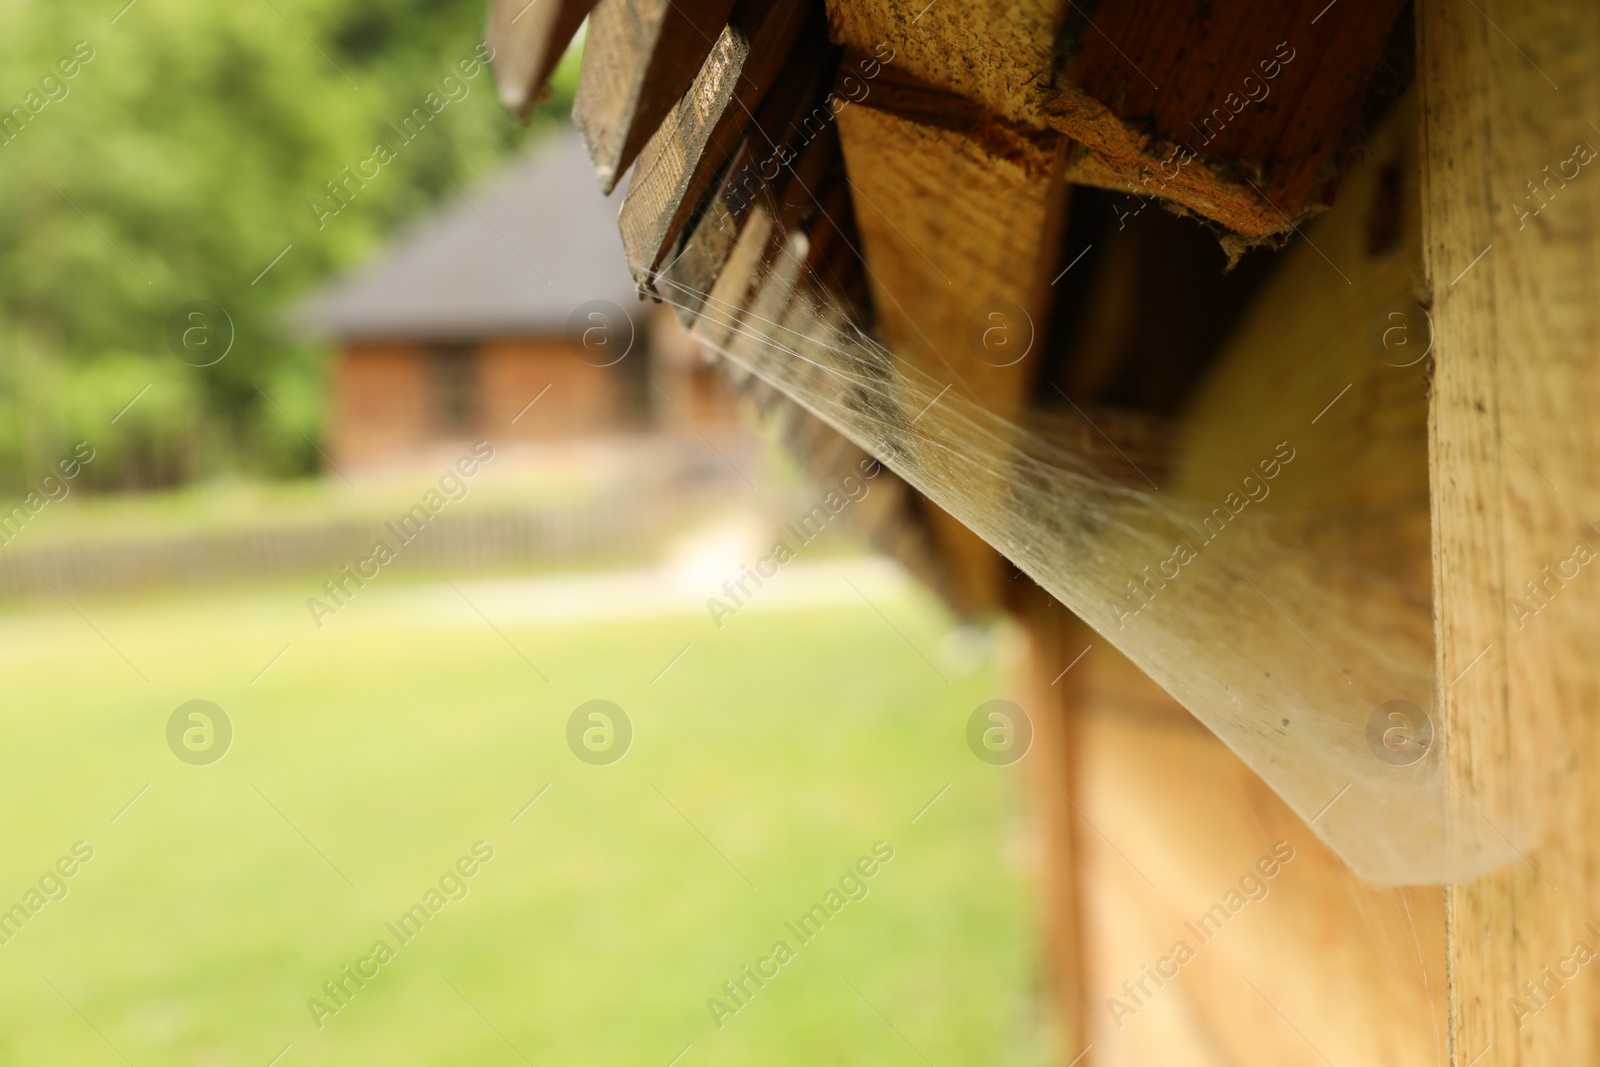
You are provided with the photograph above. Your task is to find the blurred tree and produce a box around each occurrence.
[0,0,577,492]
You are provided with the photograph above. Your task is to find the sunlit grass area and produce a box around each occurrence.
[0,570,1056,1066]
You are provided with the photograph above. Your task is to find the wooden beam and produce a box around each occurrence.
[1057,622,1446,1064]
[831,63,1071,612]
[1044,0,1410,244]
[823,0,1065,127]
[485,0,597,118]
[573,0,741,193]
[1418,1,1600,1064]
[656,66,839,327]
[822,0,1409,246]
[617,0,817,284]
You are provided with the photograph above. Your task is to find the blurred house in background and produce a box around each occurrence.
[297,128,739,474]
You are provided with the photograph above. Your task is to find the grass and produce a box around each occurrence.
[0,565,1057,1065]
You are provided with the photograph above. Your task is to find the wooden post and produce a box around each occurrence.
[1419,2,1600,1064]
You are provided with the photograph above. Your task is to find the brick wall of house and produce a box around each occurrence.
[330,334,637,469]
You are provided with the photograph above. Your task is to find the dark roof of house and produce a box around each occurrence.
[295,127,636,341]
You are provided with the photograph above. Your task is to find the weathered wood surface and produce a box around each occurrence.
[618,0,816,284]
[573,0,741,192]
[656,50,838,325]
[822,0,1409,245]
[828,22,1072,610]
[824,0,1063,127]
[1063,629,1446,1065]
[1046,0,1410,243]
[1015,597,1089,1067]
[1419,1,1600,1064]
[1172,95,1431,599]
[486,0,597,116]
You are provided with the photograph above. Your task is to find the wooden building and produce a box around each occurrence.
[298,129,735,472]
[486,2,1600,1064]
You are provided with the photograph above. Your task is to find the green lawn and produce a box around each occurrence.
[0,568,1057,1065]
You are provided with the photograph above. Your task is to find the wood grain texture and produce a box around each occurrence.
[618,0,816,284]
[823,0,1064,127]
[1014,598,1090,1066]
[822,0,1407,245]
[486,0,597,117]
[833,89,1069,612]
[1418,1,1600,1064]
[656,51,838,325]
[1172,95,1431,599]
[1063,628,1446,1066]
[1045,0,1410,242]
[573,0,741,193]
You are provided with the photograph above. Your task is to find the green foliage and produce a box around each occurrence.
[0,0,575,492]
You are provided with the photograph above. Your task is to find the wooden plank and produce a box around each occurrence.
[655,50,838,325]
[1009,576,1445,1065]
[1129,95,1455,887]
[832,73,1071,612]
[485,0,597,118]
[573,0,742,193]
[1417,1,1600,1064]
[1170,95,1431,597]
[1014,598,1089,1066]
[823,0,1407,246]
[1060,626,1446,1065]
[1044,0,1410,244]
[617,0,816,284]
[823,0,1064,128]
